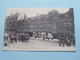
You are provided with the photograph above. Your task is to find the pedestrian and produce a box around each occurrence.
[18,34,21,42]
[62,36,65,47]
[26,34,29,43]
[13,33,17,42]
[24,34,27,42]
[58,36,61,46]
[21,33,24,42]
[67,35,71,46]
[10,35,13,43]
[4,42,7,46]
[43,34,45,40]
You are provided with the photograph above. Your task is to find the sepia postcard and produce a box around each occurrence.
[3,8,75,51]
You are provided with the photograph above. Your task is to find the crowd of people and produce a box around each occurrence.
[33,33,75,47]
[4,33,30,46]
[4,32,75,47]
[17,33,30,43]
[58,35,75,47]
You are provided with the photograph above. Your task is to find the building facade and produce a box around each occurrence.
[5,9,75,38]
[17,13,74,37]
[4,13,19,34]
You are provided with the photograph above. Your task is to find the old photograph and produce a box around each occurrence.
[3,8,75,51]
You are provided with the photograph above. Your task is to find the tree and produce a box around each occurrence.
[48,9,58,16]
[47,9,59,20]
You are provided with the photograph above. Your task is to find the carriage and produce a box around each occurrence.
[9,33,17,43]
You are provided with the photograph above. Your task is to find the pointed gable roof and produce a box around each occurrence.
[52,14,60,20]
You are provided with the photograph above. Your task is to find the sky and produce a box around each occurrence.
[6,8,69,19]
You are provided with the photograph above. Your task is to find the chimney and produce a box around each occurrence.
[24,13,27,20]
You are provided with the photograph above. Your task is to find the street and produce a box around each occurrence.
[3,38,75,51]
